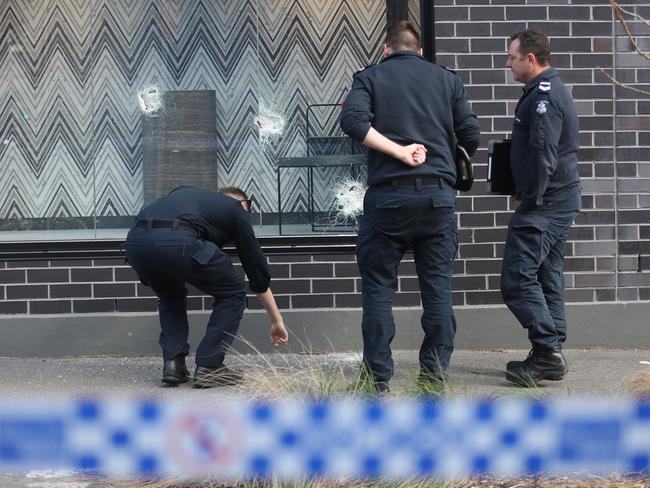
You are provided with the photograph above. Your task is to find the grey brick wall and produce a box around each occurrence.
[1,0,649,315]
[436,0,650,304]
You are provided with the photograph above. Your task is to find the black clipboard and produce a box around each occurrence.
[487,139,515,195]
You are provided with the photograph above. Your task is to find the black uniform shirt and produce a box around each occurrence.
[135,186,270,293]
[511,67,580,210]
[340,51,480,187]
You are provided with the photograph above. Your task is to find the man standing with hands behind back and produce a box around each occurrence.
[340,21,480,394]
[501,29,581,387]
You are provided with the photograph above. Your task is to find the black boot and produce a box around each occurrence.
[192,365,244,389]
[505,348,567,387]
[162,356,190,385]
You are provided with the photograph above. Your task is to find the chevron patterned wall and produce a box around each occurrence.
[0,0,386,227]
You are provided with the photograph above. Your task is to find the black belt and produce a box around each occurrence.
[135,219,196,232]
[375,176,443,188]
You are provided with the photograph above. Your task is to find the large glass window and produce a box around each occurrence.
[0,0,401,241]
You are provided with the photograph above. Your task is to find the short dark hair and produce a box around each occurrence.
[386,21,420,51]
[218,186,249,201]
[510,28,551,66]
[219,186,252,212]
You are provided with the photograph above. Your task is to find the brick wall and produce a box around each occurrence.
[434,0,650,303]
[0,253,437,314]
[1,0,649,315]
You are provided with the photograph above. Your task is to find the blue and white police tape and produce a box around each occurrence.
[1,397,649,479]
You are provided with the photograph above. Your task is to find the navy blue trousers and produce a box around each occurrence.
[356,183,458,387]
[500,191,581,351]
[124,226,246,368]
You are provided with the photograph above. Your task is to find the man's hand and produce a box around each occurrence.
[414,146,427,165]
[361,128,427,167]
[256,288,288,346]
[270,321,288,346]
[397,144,427,167]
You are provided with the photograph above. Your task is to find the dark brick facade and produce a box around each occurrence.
[441,0,650,303]
[1,1,649,314]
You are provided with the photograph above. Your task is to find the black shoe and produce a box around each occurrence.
[162,357,190,385]
[505,348,567,387]
[192,365,244,389]
[369,377,390,396]
[377,382,390,396]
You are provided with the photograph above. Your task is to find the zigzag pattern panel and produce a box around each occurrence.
[0,0,262,220]
[409,0,420,31]
[257,0,385,213]
[0,0,95,220]
[0,0,385,224]
[91,0,262,217]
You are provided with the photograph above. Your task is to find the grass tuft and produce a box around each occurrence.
[626,371,650,400]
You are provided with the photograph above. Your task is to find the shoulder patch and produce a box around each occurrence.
[535,100,548,115]
[538,80,551,93]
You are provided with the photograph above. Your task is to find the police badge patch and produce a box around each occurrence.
[536,100,548,114]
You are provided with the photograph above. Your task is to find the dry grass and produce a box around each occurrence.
[626,371,650,400]
[109,476,479,487]
[222,336,377,399]
[111,474,650,488]
[104,343,650,487]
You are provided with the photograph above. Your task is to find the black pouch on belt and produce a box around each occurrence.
[453,144,474,192]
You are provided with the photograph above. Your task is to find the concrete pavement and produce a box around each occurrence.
[1,348,649,398]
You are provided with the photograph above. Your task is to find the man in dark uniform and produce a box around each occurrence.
[501,29,581,387]
[340,22,480,394]
[124,186,288,388]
